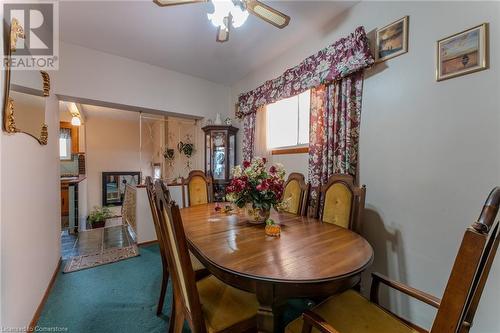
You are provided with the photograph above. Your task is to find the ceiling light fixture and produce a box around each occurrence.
[207,0,249,31]
[68,102,82,126]
[71,116,81,126]
[154,0,290,43]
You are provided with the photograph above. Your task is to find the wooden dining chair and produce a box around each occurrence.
[286,187,500,333]
[181,170,213,208]
[315,174,366,231]
[282,172,310,216]
[144,176,208,316]
[154,180,259,333]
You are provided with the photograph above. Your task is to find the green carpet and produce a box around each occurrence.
[37,244,311,332]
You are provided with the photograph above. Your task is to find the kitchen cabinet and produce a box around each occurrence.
[61,184,69,216]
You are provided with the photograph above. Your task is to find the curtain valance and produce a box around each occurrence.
[236,26,374,118]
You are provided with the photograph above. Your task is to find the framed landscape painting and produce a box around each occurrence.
[376,16,409,62]
[437,23,488,81]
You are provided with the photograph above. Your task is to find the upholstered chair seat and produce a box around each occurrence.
[189,175,209,206]
[283,180,302,214]
[182,170,213,208]
[285,290,418,333]
[155,180,258,332]
[197,275,259,333]
[289,188,500,333]
[190,253,205,271]
[283,173,310,216]
[316,174,366,231]
[322,183,353,228]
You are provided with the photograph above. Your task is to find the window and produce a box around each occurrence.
[267,90,310,152]
[59,128,72,160]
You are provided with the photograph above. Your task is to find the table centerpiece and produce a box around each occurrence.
[226,157,286,224]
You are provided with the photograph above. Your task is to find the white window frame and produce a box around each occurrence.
[266,90,310,154]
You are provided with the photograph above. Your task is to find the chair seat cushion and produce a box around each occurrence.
[197,275,258,333]
[190,252,205,271]
[285,290,419,333]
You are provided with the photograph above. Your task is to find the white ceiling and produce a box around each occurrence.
[60,1,357,85]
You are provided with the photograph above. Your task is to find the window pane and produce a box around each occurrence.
[298,90,310,145]
[267,95,299,149]
[59,138,67,157]
[59,137,72,160]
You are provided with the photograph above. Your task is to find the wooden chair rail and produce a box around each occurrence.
[370,272,441,309]
[301,310,340,333]
[473,187,500,233]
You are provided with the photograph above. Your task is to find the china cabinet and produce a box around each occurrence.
[202,125,238,201]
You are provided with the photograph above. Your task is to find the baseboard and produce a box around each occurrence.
[137,239,158,247]
[28,257,62,330]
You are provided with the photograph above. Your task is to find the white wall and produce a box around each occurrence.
[55,42,232,121]
[0,92,61,328]
[85,108,144,212]
[231,2,500,332]
[0,38,232,329]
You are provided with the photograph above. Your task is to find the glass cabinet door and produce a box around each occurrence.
[206,133,211,172]
[229,134,235,172]
[211,131,226,180]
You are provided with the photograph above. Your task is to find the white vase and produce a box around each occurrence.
[214,113,222,125]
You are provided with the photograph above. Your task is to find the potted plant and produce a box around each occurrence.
[163,148,175,166]
[226,157,286,224]
[88,206,112,229]
[178,141,195,158]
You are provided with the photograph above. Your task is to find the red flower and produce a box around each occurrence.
[262,157,267,164]
[256,180,270,192]
[269,165,276,174]
[243,160,251,168]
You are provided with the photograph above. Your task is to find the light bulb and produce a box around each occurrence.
[231,5,248,28]
[208,0,248,29]
[71,116,81,126]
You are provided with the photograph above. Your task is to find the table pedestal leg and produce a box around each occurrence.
[256,284,285,333]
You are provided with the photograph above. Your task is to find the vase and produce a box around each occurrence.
[245,203,271,224]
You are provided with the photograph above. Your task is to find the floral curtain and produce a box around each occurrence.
[308,71,364,209]
[237,26,374,118]
[241,111,256,162]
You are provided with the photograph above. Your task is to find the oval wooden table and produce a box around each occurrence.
[180,203,374,333]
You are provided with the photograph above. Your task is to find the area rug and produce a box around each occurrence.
[63,244,139,273]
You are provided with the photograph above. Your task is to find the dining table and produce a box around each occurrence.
[180,203,374,333]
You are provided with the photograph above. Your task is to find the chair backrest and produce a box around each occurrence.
[181,170,213,208]
[316,174,366,231]
[283,172,310,216]
[154,180,206,332]
[121,184,137,232]
[145,177,168,267]
[431,187,500,333]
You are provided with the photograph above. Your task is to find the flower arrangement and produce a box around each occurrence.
[226,157,286,223]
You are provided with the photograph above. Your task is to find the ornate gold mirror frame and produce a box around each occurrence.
[3,18,50,145]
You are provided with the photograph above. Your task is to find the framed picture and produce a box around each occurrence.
[102,171,141,206]
[375,16,409,62]
[437,23,489,81]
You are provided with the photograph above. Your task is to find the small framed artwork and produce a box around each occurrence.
[375,16,409,62]
[102,171,141,206]
[437,23,489,81]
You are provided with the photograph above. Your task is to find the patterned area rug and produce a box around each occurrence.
[64,245,139,273]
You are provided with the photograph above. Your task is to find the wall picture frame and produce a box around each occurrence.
[102,171,141,206]
[436,23,489,81]
[375,16,409,63]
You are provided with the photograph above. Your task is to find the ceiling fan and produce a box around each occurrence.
[153,0,290,42]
